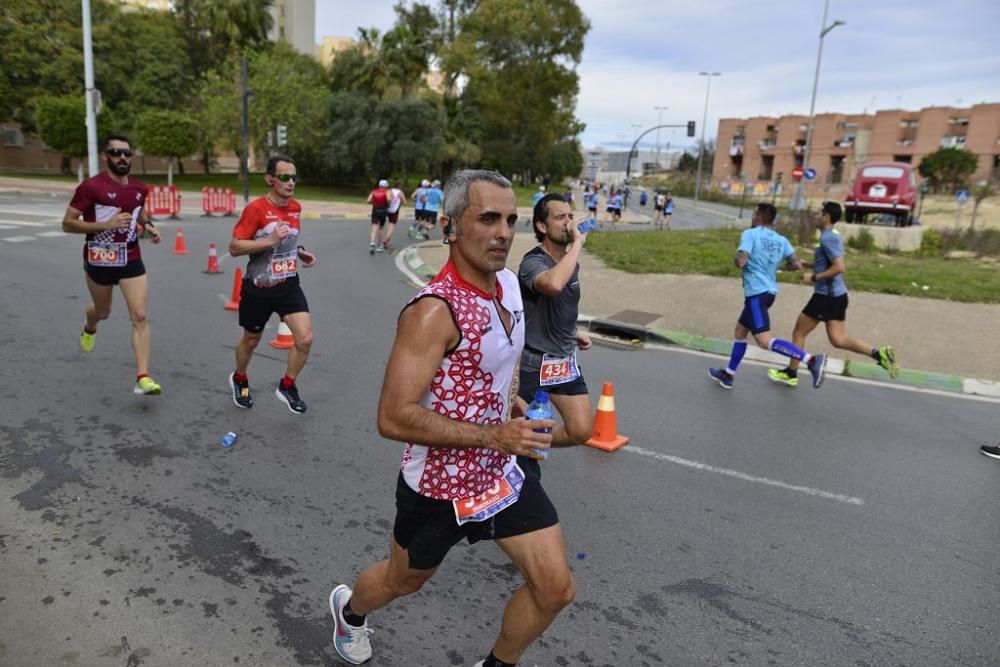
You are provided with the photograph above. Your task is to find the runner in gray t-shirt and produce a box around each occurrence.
[517,194,594,445]
[768,201,900,387]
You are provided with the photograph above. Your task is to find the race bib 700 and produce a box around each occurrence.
[86,242,127,267]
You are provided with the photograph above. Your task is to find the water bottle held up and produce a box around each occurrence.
[526,390,554,459]
[578,217,598,234]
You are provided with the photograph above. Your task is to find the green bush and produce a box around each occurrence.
[920,228,944,256]
[847,227,876,252]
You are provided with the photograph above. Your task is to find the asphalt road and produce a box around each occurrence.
[1,193,997,666]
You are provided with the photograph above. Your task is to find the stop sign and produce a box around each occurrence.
[791,167,804,181]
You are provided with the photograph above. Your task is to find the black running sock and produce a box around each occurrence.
[784,367,797,377]
[83,326,97,335]
[870,347,880,361]
[343,601,366,627]
[483,651,516,667]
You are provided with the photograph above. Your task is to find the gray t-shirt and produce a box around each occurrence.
[813,228,848,297]
[518,246,580,363]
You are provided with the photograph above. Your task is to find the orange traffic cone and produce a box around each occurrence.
[173,227,190,255]
[203,242,222,274]
[269,320,294,349]
[224,267,243,311]
[585,381,629,452]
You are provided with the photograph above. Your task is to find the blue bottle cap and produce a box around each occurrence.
[534,390,549,403]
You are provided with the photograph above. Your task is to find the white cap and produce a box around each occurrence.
[432,179,441,187]
[421,179,430,187]
[539,185,545,191]
[378,179,389,188]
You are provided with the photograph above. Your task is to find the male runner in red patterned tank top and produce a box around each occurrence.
[61,134,163,396]
[329,170,577,667]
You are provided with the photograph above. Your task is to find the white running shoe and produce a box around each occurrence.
[329,584,373,664]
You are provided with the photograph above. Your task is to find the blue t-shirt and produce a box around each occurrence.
[587,193,599,209]
[737,226,795,297]
[612,194,623,208]
[424,187,443,212]
[664,198,674,214]
[532,191,545,206]
[640,192,648,204]
[813,228,848,297]
[413,187,425,210]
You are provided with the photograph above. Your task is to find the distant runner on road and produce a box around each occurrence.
[62,133,163,396]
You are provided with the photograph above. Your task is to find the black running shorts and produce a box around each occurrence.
[371,207,388,226]
[393,460,559,570]
[802,293,848,322]
[238,276,309,334]
[85,257,146,286]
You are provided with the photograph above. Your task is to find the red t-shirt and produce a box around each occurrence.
[231,196,302,288]
[370,188,389,208]
[69,172,149,262]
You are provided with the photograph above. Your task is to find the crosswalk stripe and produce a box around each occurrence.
[36,231,68,237]
[2,236,37,243]
[0,225,18,230]
[0,219,48,227]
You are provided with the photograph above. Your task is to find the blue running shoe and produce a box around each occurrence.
[708,368,734,389]
[808,353,827,388]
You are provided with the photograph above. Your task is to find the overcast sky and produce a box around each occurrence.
[316,0,1000,152]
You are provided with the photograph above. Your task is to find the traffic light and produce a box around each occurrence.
[775,171,783,185]
[687,121,696,137]
[276,124,288,148]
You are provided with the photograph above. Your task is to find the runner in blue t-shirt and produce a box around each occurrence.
[767,202,899,387]
[708,203,827,390]
[423,180,444,240]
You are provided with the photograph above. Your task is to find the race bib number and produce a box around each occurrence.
[539,352,581,386]
[453,464,524,525]
[270,251,298,279]
[86,242,127,267]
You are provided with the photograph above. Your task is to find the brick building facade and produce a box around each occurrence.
[712,103,1000,196]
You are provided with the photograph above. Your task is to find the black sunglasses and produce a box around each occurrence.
[106,148,132,158]
[274,173,298,183]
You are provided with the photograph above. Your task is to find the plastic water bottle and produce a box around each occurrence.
[221,431,238,449]
[526,390,554,459]
[578,217,598,234]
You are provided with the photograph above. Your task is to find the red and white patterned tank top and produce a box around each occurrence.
[400,260,525,501]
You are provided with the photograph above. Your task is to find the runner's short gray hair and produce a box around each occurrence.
[442,170,513,232]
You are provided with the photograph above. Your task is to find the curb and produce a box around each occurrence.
[399,243,1000,400]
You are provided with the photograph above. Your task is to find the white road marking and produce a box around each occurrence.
[0,207,62,218]
[625,445,866,506]
[36,231,68,237]
[0,224,17,230]
[2,236,37,243]
[0,219,48,227]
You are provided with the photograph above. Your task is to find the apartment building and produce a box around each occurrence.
[712,103,1000,196]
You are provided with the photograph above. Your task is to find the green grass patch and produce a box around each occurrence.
[585,228,1000,304]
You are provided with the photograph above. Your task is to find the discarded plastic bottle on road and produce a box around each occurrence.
[221,431,238,449]
[578,217,598,234]
[526,390,554,459]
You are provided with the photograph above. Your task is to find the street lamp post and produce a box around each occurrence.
[694,72,721,204]
[791,0,845,211]
[654,106,669,170]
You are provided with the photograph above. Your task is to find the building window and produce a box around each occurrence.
[899,119,919,129]
[829,156,844,184]
[940,135,967,148]
[949,117,970,126]
[993,155,1000,180]
[2,128,24,147]
[893,154,912,164]
[758,155,774,181]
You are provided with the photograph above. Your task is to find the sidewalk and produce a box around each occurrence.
[406,231,1000,395]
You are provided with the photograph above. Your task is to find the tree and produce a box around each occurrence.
[918,147,978,193]
[969,180,996,230]
[173,0,275,76]
[324,92,444,182]
[133,110,201,186]
[35,95,119,181]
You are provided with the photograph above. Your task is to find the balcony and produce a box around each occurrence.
[729,143,744,157]
[941,135,967,148]
[758,139,777,150]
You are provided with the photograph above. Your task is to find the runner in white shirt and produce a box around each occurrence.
[383,179,406,251]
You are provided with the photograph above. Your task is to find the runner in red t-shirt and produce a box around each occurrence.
[367,179,390,255]
[227,154,317,414]
[61,134,163,396]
